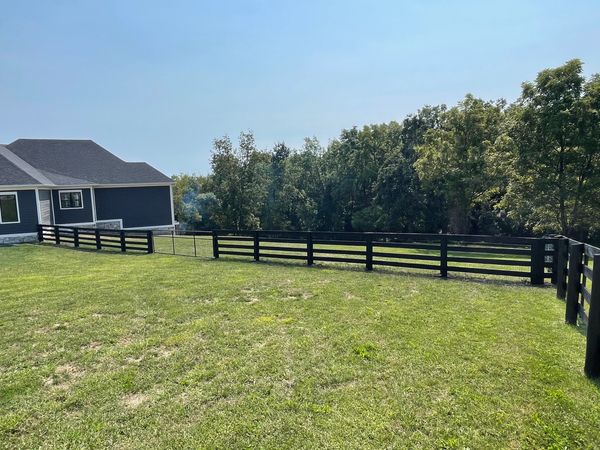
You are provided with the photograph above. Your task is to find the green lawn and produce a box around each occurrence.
[1,244,599,449]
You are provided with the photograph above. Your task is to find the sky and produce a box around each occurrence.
[1,1,599,175]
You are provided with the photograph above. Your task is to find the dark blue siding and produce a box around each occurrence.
[94,186,172,228]
[0,189,38,235]
[52,189,94,224]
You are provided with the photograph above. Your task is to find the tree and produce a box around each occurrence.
[503,60,600,237]
[323,123,401,231]
[415,95,505,233]
[261,142,291,229]
[375,106,446,232]
[210,132,271,229]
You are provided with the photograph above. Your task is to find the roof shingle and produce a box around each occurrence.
[3,139,172,186]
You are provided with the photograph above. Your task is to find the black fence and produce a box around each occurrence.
[38,224,153,253]
[156,229,555,285]
[554,236,600,378]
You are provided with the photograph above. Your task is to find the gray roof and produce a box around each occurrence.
[0,150,40,185]
[1,139,172,186]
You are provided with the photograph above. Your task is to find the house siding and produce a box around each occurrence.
[94,186,173,228]
[0,189,38,235]
[52,188,94,224]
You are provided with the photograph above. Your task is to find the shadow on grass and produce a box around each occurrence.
[36,242,149,257]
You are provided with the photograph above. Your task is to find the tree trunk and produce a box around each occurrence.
[448,199,470,234]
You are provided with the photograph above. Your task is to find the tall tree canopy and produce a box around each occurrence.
[503,59,600,237]
[415,95,505,233]
[172,60,600,242]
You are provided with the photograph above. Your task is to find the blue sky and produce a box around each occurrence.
[1,1,599,175]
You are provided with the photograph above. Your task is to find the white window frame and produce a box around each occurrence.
[58,189,84,210]
[0,191,20,224]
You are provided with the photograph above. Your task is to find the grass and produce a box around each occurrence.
[1,244,599,448]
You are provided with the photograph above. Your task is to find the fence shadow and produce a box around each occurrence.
[37,242,149,257]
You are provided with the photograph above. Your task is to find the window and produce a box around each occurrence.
[59,190,84,209]
[0,192,20,224]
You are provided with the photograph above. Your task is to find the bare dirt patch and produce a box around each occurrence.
[122,393,150,408]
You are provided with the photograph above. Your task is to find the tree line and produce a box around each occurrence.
[173,59,600,241]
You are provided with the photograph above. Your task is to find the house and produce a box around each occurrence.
[0,139,175,244]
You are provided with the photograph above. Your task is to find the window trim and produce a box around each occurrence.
[0,191,20,224]
[58,189,84,210]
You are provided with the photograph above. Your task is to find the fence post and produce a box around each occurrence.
[556,238,569,300]
[54,225,60,245]
[584,253,600,378]
[37,225,43,242]
[171,230,175,255]
[530,239,545,285]
[307,232,314,266]
[73,228,80,248]
[440,235,448,278]
[254,231,260,262]
[120,230,126,252]
[95,229,101,250]
[212,231,219,258]
[146,231,154,254]
[365,235,373,271]
[550,239,558,285]
[193,233,197,257]
[565,243,584,325]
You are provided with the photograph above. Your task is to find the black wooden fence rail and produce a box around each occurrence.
[209,229,554,285]
[37,224,154,253]
[554,236,600,378]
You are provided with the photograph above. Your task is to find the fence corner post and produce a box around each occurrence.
[556,238,569,300]
[365,234,373,271]
[584,253,600,378]
[73,228,79,248]
[440,234,448,278]
[212,230,219,259]
[565,243,584,325]
[307,232,313,266]
[530,239,545,285]
[254,230,260,262]
[147,230,154,254]
[37,225,43,242]
[120,230,126,253]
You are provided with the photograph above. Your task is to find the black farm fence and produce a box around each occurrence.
[554,236,600,378]
[37,224,154,253]
[209,229,553,285]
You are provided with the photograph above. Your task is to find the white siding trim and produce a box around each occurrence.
[90,187,97,222]
[169,185,176,226]
[35,189,42,224]
[123,224,175,230]
[53,221,96,227]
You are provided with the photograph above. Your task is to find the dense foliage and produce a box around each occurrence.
[173,60,600,240]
